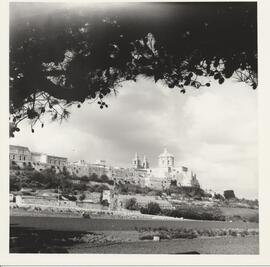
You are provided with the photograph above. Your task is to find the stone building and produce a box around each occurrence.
[67,159,110,178]
[31,152,67,166]
[158,148,175,170]
[132,153,149,169]
[9,145,32,163]
[9,145,67,168]
[132,148,200,190]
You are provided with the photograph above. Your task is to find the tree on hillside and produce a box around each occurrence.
[10,2,257,136]
[125,197,139,210]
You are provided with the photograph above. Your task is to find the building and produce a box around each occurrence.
[9,145,67,168]
[9,145,32,163]
[131,148,200,190]
[142,155,149,169]
[9,144,200,192]
[132,153,149,169]
[31,152,67,166]
[67,159,110,178]
[158,148,175,170]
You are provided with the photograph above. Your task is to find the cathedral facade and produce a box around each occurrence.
[131,148,200,190]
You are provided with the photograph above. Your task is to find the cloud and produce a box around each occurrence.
[10,77,258,198]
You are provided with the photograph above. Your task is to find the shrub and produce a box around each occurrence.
[248,214,259,223]
[161,207,225,221]
[101,199,109,207]
[140,202,161,215]
[100,174,109,182]
[125,198,139,210]
[10,175,21,191]
[80,176,90,182]
[63,194,77,201]
[139,235,154,240]
[79,193,86,201]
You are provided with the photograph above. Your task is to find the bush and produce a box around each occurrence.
[100,174,109,182]
[10,175,21,191]
[116,183,152,195]
[248,214,259,223]
[80,176,90,183]
[140,202,161,215]
[139,235,154,240]
[79,193,86,201]
[62,194,77,201]
[161,207,225,221]
[101,199,109,207]
[89,184,110,193]
[214,193,225,201]
[125,198,139,210]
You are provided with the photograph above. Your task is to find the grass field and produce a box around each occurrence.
[220,207,258,216]
[10,215,259,254]
[219,207,259,222]
[69,235,259,254]
[10,215,258,232]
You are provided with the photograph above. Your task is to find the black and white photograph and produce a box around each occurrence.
[8,1,259,256]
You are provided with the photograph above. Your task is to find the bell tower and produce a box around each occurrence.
[142,155,149,169]
[132,152,141,169]
[158,148,175,169]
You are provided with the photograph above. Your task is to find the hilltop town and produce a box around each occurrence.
[9,144,258,222]
[10,145,199,190]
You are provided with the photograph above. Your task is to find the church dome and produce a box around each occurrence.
[159,148,174,158]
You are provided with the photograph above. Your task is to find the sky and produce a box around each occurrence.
[10,76,258,199]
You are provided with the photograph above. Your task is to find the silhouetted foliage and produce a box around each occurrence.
[10,2,257,136]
